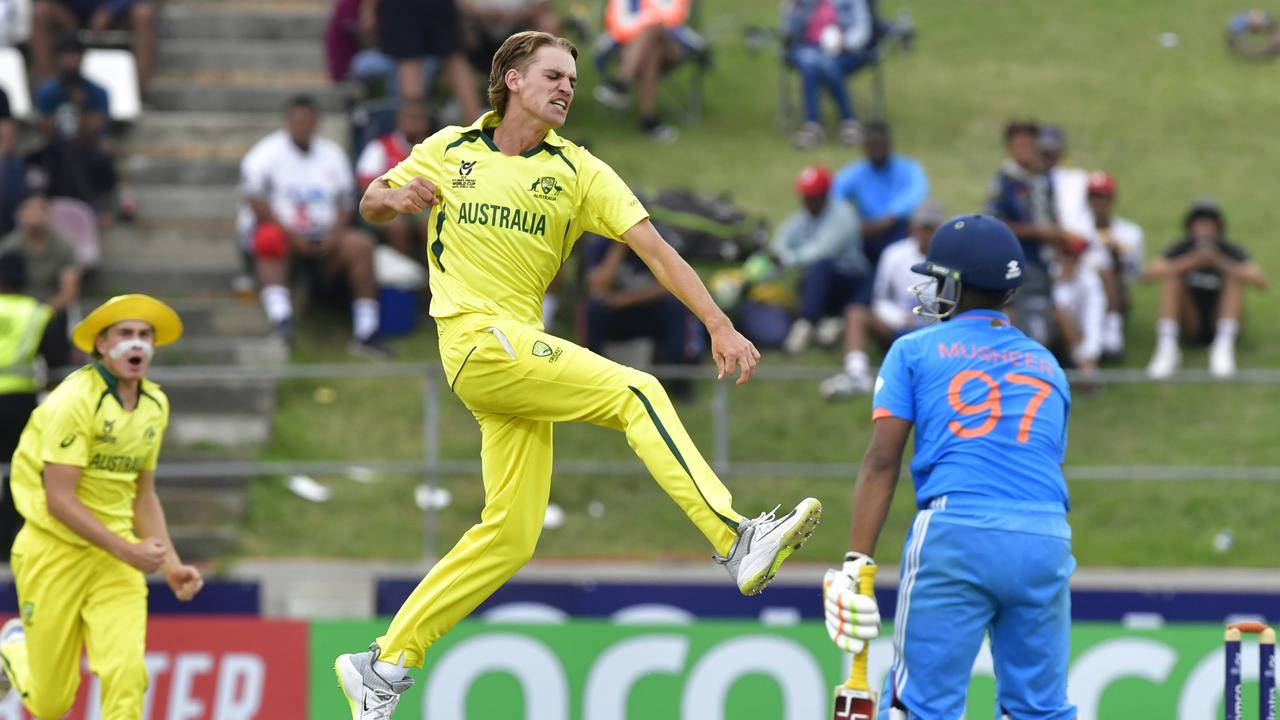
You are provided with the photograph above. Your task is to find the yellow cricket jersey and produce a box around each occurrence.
[381,112,649,328]
[10,363,169,546]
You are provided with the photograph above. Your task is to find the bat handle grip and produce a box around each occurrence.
[848,566,877,690]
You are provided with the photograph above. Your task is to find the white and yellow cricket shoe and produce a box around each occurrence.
[716,497,822,595]
[335,643,413,719]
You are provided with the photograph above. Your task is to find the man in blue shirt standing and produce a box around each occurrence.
[822,215,1076,719]
[825,122,928,398]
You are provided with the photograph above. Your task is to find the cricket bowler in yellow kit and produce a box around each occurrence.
[335,31,823,715]
[0,294,204,719]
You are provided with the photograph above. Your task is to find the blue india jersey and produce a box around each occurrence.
[872,309,1071,509]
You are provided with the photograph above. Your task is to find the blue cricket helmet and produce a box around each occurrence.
[910,214,1026,319]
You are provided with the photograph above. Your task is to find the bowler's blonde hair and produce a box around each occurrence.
[488,31,578,117]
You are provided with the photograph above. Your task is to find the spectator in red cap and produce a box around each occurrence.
[768,165,866,358]
[1081,171,1144,359]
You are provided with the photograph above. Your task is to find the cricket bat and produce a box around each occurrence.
[831,564,877,720]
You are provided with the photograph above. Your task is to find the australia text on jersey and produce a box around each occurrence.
[456,202,548,236]
[937,341,1056,377]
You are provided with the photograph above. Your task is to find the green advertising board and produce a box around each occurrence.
[310,620,1267,718]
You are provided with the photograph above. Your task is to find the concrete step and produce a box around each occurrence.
[165,0,327,7]
[160,5,328,41]
[100,230,242,267]
[170,525,238,562]
[155,68,330,86]
[126,112,349,147]
[168,412,271,447]
[87,264,238,294]
[164,297,271,336]
[161,377,277,416]
[158,41,325,73]
[156,485,248,526]
[121,155,240,185]
[162,336,289,366]
[146,79,353,113]
[132,184,238,220]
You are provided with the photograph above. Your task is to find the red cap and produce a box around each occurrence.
[1062,233,1090,256]
[252,222,289,259]
[795,165,832,198]
[1086,171,1116,196]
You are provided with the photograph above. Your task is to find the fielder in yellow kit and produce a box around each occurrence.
[335,31,823,715]
[0,294,204,719]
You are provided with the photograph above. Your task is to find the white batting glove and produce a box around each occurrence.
[822,552,881,654]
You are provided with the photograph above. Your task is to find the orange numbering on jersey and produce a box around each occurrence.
[946,369,1051,442]
[946,370,1002,438]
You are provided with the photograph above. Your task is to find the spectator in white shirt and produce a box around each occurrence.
[1052,235,1106,377]
[239,95,387,358]
[869,199,940,337]
[819,199,939,399]
[1081,171,1144,358]
[355,98,432,261]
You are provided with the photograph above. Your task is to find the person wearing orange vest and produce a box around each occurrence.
[593,0,703,141]
[0,253,67,557]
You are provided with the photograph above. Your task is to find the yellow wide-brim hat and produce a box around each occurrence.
[72,294,183,353]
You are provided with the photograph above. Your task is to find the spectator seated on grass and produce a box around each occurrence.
[238,95,389,359]
[783,0,882,149]
[867,199,938,337]
[1081,171,1144,360]
[27,32,119,225]
[31,0,156,93]
[592,0,706,142]
[374,0,482,122]
[770,164,865,356]
[581,231,702,401]
[0,192,81,352]
[0,88,28,238]
[355,98,432,261]
[987,119,1070,346]
[459,0,560,74]
[1051,234,1105,379]
[819,199,940,400]
[1142,199,1267,379]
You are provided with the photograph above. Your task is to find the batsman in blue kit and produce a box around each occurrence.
[822,214,1077,719]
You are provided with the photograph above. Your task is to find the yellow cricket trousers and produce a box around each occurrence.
[6,524,148,719]
[378,314,743,667]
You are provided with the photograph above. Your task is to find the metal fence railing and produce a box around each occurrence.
[106,363,1280,558]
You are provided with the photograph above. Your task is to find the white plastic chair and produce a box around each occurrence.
[49,196,100,270]
[0,0,33,45]
[81,48,140,122]
[0,46,31,119]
